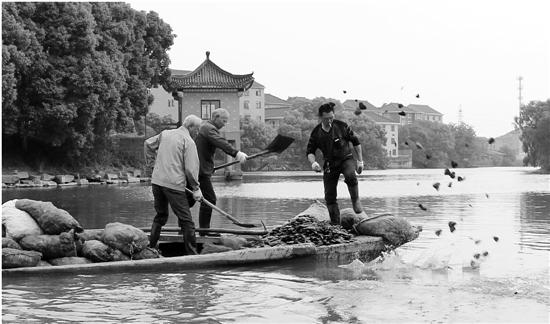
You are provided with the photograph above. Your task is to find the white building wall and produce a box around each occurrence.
[239,86,265,122]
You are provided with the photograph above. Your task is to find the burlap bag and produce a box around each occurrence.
[101,222,148,255]
[18,229,79,259]
[2,237,22,250]
[132,247,162,260]
[2,248,42,268]
[200,242,233,255]
[48,256,93,266]
[15,199,82,235]
[351,212,421,246]
[81,240,128,262]
[77,229,104,243]
[293,200,330,222]
[2,199,44,241]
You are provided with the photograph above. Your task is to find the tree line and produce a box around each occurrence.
[4,3,547,172]
[2,2,175,167]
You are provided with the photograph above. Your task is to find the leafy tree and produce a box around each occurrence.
[498,145,517,166]
[2,2,175,166]
[239,117,278,170]
[448,122,478,167]
[134,113,176,136]
[399,121,455,168]
[515,99,550,171]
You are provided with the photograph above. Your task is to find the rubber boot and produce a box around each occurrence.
[182,228,198,255]
[198,204,212,236]
[348,185,364,214]
[327,204,341,226]
[149,222,162,250]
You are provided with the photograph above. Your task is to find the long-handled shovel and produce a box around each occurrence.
[185,188,258,228]
[214,134,295,171]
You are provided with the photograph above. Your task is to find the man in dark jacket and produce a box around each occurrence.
[195,108,248,232]
[306,102,364,225]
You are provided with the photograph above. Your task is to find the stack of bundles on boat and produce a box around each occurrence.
[259,215,354,247]
[340,208,422,247]
[1,199,161,269]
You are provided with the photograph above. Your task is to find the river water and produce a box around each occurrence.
[2,167,549,323]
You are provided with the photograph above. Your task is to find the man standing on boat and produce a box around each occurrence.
[144,114,203,255]
[306,102,364,225]
[195,108,248,234]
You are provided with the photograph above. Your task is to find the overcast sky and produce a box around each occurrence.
[129,0,549,138]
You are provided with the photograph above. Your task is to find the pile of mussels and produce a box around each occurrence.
[258,215,354,247]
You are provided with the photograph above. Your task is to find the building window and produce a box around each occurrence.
[391,125,395,132]
[168,100,175,107]
[201,100,220,120]
[244,101,250,109]
[392,149,397,155]
[256,102,261,109]
[244,90,249,96]
[256,90,261,96]
[391,138,396,145]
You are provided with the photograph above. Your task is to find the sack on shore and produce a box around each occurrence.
[2,199,44,241]
[2,248,42,269]
[18,229,79,259]
[2,237,22,250]
[101,222,148,255]
[81,240,128,262]
[132,247,162,260]
[48,257,93,266]
[77,229,104,243]
[351,213,421,246]
[15,199,83,235]
[293,200,330,222]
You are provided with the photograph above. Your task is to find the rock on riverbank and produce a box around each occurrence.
[2,170,149,189]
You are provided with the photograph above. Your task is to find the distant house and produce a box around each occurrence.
[407,104,443,122]
[377,102,422,125]
[342,99,377,113]
[342,100,401,156]
[265,93,292,128]
[147,69,191,122]
[363,111,401,157]
[493,130,525,159]
[239,81,265,122]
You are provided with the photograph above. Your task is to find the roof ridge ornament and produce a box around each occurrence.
[206,51,210,59]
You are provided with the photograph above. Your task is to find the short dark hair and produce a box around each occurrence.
[318,102,336,117]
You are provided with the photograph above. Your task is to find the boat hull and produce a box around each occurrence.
[2,236,389,277]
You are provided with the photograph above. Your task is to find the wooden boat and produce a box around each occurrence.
[2,234,391,277]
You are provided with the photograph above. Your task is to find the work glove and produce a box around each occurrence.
[356,160,364,174]
[192,188,203,201]
[236,151,248,164]
[311,161,322,172]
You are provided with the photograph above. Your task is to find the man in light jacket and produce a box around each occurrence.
[144,114,203,255]
[195,108,248,234]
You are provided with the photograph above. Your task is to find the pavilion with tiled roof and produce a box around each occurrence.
[170,51,254,94]
[168,51,255,177]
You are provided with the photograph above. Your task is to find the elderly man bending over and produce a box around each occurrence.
[144,114,203,255]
